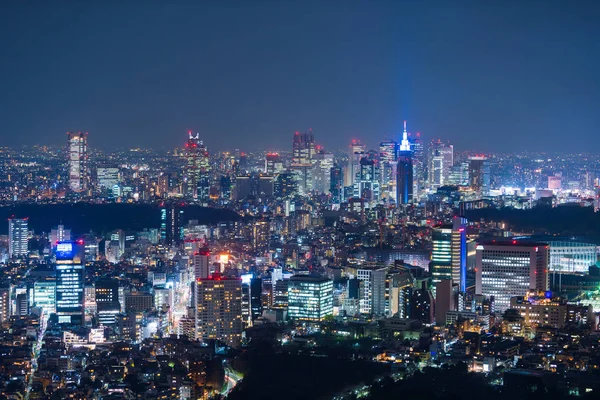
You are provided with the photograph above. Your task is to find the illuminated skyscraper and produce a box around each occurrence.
[346,139,366,187]
[291,130,316,194]
[469,156,491,196]
[379,139,398,199]
[312,151,334,194]
[8,218,28,258]
[431,226,452,291]
[195,275,243,347]
[330,165,344,204]
[265,152,284,175]
[184,131,210,201]
[428,140,453,189]
[354,156,380,202]
[410,133,425,199]
[396,121,413,205]
[287,276,333,321]
[475,241,549,313]
[55,241,85,325]
[451,217,468,293]
[67,131,89,192]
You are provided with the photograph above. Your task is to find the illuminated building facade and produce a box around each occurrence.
[431,226,453,291]
[428,140,453,189]
[287,275,333,321]
[354,157,380,202]
[33,279,56,314]
[265,152,284,175]
[195,275,242,347]
[97,166,120,189]
[184,131,210,201]
[469,156,491,196]
[312,151,334,194]
[55,241,85,325]
[476,241,549,313]
[396,122,413,205]
[8,218,28,258]
[291,130,317,194]
[0,287,10,324]
[67,131,89,192]
[346,139,366,187]
[96,278,120,326]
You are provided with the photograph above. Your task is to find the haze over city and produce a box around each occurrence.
[1,0,600,151]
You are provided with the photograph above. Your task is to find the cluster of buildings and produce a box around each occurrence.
[0,124,600,398]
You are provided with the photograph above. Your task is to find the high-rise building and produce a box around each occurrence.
[67,131,89,192]
[160,206,185,245]
[346,139,366,187]
[431,226,452,290]
[33,278,56,314]
[265,152,284,175]
[97,166,120,189]
[0,287,10,323]
[291,130,317,194]
[287,275,333,321]
[354,157,380,202]
[396,121,413,205]
[96,278,120,326]
[195,275,242,347]
[451,217,468,292]
[379,139,398,198]
[50,224,71,247]
[192,249,211,280]
[8,218,28,258]
[312,151,334,194]
[55,241,85,325]
[183,131,210,201]
[475,241,549,313]
[330,165,344,204]
[274,172,297,199]
[469,156,490,196]
[410,133,425,200]
[428,140,453,188]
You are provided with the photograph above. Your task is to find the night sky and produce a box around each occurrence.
[1,1,599,152]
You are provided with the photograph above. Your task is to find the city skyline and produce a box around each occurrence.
[1,1,600,152]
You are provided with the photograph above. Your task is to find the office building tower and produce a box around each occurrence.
[55,241,85,325]
[192,249,211,280]
[356,266,388,315]
[219,175,232,201]
[15,292,28,316]
[388,271,414,318]
[97,166,120,189]
[8,218,28,258]
[396,121,413,205]
[183,131,210,201]
[67,131,89,192]
[0,287,10,323]
[428,140,453,188]
[50,224,71,247]
[33,279,56,314]
[451,217,468,292]
[435,279,456,326]
[250,278,263,321]
[195,275,243,347]
[330,165,344,204]
[287,275,333,321]
[96,278,120,326]
[410,134,425,199]
[312,151,334,194]
[431,226,453,290]
[272,279,289,310]
[475,241,549,313]
[354,157,380,202]
[379,139,398,198]
[265,152,284,175]
[291,130,317,195]
[160,206,185,245]
[469,156,491,196]
[346,139,366,187]
[274,172,297,199]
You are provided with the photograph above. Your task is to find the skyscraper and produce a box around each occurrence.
[195,275,243,347]
[431,226,453,290]
[312,151,334,194]
[475,241,549,313]
[291,130,317,194]
[55,241,85,325]
[396,121,413,205]
[287,276,333,321]
[8,218,28,258]
[451,217,468,292]
[354,157,380,202]
[410,133,425,200]
[160,205,185,246]
[346,139,366,187]
[67,131,89,192]
[265,152,284,175]
[50,224,71,247]
[184,131,210,201]
[96,278,120,326]
[330,165,344,204]
[429,140,453,188]
[469,156,491,196]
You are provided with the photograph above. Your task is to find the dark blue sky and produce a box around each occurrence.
[1,1,599,152]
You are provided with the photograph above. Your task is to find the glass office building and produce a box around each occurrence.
[55,241,85,325]
[287,276,333,322]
